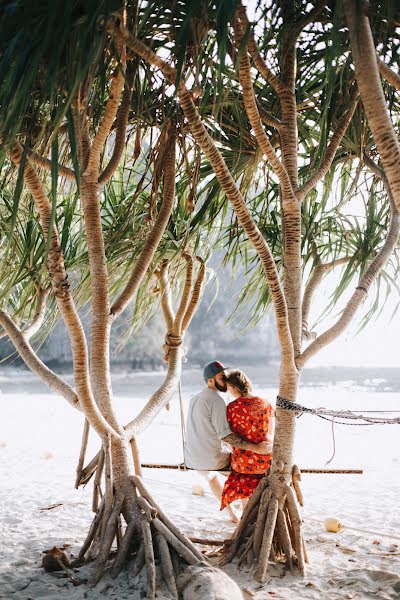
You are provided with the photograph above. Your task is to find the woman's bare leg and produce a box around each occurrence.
[207,475,239,523]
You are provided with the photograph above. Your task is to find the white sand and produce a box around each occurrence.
[0,370,399,599]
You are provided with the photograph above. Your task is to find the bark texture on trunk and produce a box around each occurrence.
[344,0,400,212]
[8,142,118,440]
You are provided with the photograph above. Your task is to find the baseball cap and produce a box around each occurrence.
[203,361,228,382]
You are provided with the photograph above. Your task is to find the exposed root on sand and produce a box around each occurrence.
[71,475,207,598]
[220,464,307,582]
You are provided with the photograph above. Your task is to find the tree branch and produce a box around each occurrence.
[0,309,79,410]
[298,213,400,368]
[363,153,396,213]
[256,100,282,129]
[377,57,400,91]
[181,257,205,332]
[85,11,127,177]
[294,0,328,32]
[233,14,297,206]
[98,67,134,185]
[22,284,50,340]
[7,142,119,440]
[110,126,176,318]
[344,0,400,213]
[25,149,76,181]
[110,23,295,369]
[301,255,351,341]
[171,254,193,337]
[236,3,288,98]
[298,86,359,201]
[125,254,203,438]
[156,262,174,333]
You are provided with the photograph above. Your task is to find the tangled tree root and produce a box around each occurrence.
[72,475,207,597]
[220,464,307,582]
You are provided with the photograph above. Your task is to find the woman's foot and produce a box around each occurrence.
[226,505,240,523]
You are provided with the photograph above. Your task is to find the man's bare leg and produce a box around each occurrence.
[208,475,239,523]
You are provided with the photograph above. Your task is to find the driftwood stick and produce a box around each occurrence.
[276,508,294,574]
[81,450,101,485]
[189,537,225,546]
[253,488,271,558]
[142,520,156,600]
[74,498,105,565]
[56,557,85,586]
[156,533,179,599]
[92,449,105,513]
[130,437,143,477]
[130,476,205,563]
[131,541,145,577]
[75,419,90,489]
[255,496,279,583]
[301,531,309,564]
[152,518,199,565]
[111,520,137,577]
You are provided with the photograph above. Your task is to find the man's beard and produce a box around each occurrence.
[214,380,227,393]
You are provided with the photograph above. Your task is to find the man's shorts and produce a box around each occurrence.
[198,469,230,481]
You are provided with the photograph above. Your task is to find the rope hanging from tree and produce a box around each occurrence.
[276,396,400,425]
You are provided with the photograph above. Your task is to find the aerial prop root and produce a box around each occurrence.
[220,464,307,582]
[70,475,207,597]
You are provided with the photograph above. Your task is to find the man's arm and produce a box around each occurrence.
[222,433,273,455]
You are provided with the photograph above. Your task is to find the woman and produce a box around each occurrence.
[220,369,274,510]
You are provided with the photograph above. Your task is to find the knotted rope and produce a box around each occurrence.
[162,332,183,362]
[276,396,400,425]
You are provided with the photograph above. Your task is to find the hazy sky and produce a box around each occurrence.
[311,315,400,368]
[307,277,400,368]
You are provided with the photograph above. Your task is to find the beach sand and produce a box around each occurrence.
[0,370,399,599]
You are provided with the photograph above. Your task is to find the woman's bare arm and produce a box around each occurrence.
[222,433,272,455]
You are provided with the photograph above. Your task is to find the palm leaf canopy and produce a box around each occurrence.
[0,0,399,334]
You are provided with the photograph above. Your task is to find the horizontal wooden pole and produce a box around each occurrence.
[140,463,363,475]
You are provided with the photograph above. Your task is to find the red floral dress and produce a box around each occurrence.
[220,396,274,509]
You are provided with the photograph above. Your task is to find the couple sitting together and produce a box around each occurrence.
[185,361,274,522]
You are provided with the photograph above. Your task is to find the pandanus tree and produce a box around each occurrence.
[0,2,214,594]
[104,0,400,582]
[1,0,400,594]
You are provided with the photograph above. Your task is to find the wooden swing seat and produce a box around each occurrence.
[140,463,363,475]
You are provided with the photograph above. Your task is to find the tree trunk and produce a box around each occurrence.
[221,367,305,580]
[74,429,205,593]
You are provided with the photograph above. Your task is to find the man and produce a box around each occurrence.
[185,361,272,522]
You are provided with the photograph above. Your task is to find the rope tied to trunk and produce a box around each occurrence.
[276,396,400,425]
[163,332,184,362]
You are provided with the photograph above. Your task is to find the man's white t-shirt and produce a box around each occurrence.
[184,387,232,470]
